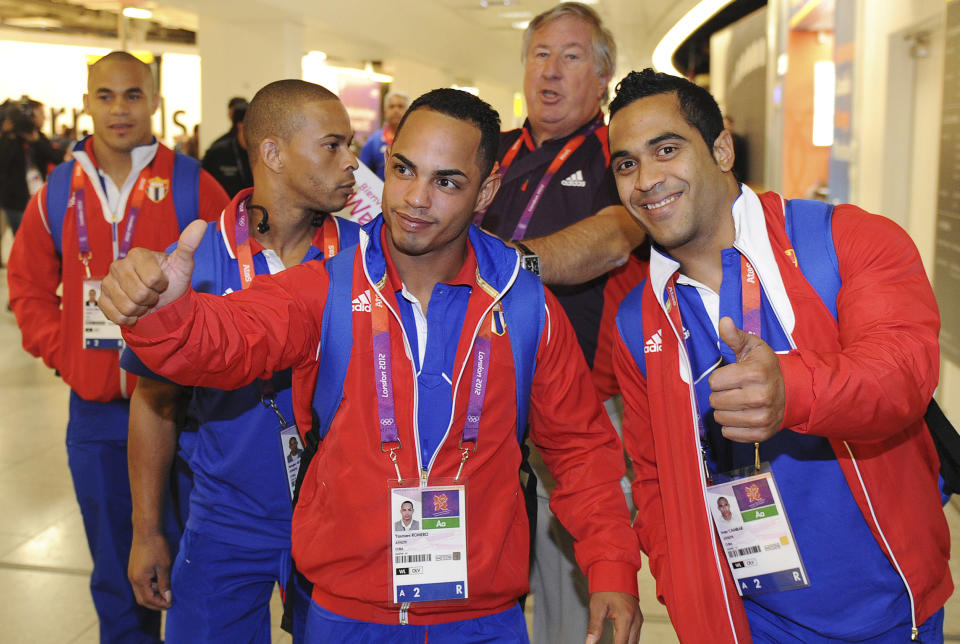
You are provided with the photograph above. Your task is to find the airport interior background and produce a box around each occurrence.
[1,0,960,640]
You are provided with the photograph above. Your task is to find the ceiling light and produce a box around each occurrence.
[4,16,63,28]
[122,7,153,20]
[652,0,734,77]
[330,65,393,84]
[512,21,529,30]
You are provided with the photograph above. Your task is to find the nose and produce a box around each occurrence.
[635,161,664,194]
[342,147,358,173]
[541,52,562,80]
[404,177,430,210]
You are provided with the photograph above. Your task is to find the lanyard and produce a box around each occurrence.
[473,120,600,238]
[235,198,339,290]
[665,254,763,482]
[72,161,150,278]
[370,289,492,482]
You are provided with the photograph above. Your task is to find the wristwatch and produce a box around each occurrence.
[515,242,541,276]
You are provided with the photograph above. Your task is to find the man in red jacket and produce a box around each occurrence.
[608,68,950,642]
[7,51,227,643]
[98,88,643,643]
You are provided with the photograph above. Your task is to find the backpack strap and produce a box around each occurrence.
[500,268,546,443]
[171,152,201,231]
[499,267,546,577]
[616,281,649,379]
[783,198,839,320]
[44,160,75,255]
[311,248,356,442]
[333,216,361,250]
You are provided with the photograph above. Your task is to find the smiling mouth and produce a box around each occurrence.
[642,193,681,210]
[540,89,561,101]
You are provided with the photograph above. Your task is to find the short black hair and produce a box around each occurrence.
[244,79,338,166]
[231,102,247,128]
[610,68,724,151]
[395,88,501,177]
[228,96,248,110]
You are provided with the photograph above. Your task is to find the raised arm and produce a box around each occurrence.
[99,221,328,390]
[778,206,940,441]
[516,205,645,285]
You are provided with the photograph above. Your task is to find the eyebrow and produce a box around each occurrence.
[393,153,468,180]
[95,87,144,94]
[610,131,690,161]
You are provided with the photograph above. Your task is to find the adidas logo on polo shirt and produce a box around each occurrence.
[560,170,586,188]
[352,290,372,312]
[644,329,663,353]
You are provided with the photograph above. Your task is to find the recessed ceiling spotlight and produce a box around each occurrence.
[122,7,153,19]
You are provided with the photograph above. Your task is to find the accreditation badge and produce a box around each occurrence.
[706,465,810,597]
[390,484,468,604]
[278,424,303,501]
[82,279,124,349]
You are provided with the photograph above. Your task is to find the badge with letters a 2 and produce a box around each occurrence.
[707,468,809,596]
[390,485,468,604]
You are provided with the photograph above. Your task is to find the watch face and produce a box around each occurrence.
[522,255,541,276]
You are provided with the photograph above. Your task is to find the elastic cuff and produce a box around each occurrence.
[587,561,640,598]
[778,352,813,431]
[124,289,195,343]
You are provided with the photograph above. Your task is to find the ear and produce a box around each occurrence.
[597,74,611,102]
[712,129,735,173]
[382,144,391,170]
[82,94,90,113]
[259,137,283,174]
[474,164,502,213]
[149,92,160,115]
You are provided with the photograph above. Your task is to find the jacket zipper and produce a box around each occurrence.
[660,299,740,644]
[360,236,520,625]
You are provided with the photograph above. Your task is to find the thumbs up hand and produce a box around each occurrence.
[708,316,785,443]
[98,219,207,326]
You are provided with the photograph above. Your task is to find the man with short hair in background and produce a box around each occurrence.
[202,96,252,197]
[359,91,409,180]
[7,50,227,643]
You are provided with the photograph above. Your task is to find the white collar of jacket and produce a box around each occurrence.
[648,183,796,337]
[71,136,159,224]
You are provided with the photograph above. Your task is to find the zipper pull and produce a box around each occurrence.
[399,601,410,625]
[911,626,918,641]
[420,468,429,487]
[388,449,402,481]
[455,449,470,481]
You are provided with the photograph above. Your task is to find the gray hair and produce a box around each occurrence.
[522,2,616,98]
[385,91,410,106]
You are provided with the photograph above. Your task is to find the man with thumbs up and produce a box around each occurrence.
[606,69,950,643]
